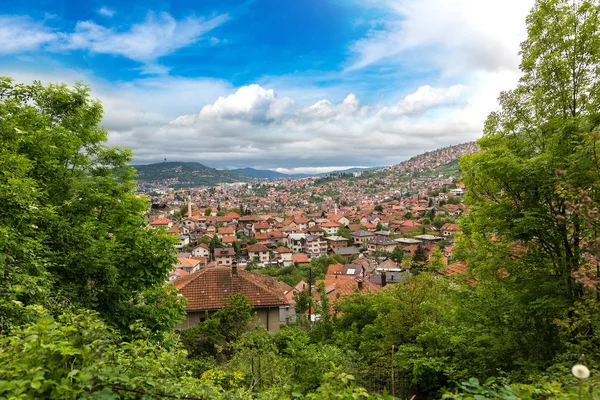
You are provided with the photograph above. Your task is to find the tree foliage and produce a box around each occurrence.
[0,77,185,333]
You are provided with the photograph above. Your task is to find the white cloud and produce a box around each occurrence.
[131,83,478,168]
[379,84,465,116]
[172,84,294,124]
[98,7,115,17]
[0,16,56,54]
[347,0,534,76]
[0,11,228,72]
[274,166,370,175]
[59,12,229,62]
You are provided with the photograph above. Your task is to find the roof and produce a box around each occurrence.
[320,221,341,228]
[248,243,269,253]
[150,218,172,225]
[327,278,380,303]
[326,263,345,275]
[174,266,289,311]
[333,247,359,256]
[214,247,235,257]
[222,235,237,244]
[292,253,310,263]
[367,236,397,246]
[274,246,292,254]
[174,257,200,268]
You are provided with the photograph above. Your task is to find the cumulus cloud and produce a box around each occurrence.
[107,82,478,169]
[378,84,466,116]
[171,84,294,124]
[0,16,56,54]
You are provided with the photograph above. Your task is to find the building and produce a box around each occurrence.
[248,243,270,266]
[173,265,290,331]
[350,230,376,246]
[366,236,398,254]
[214,247,236,266]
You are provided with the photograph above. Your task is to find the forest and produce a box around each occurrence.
[2,0,600,398]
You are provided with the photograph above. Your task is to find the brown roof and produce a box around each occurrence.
[292,253,310,263]
[274,246,292,254]
[248,243,269,253]
[222,235,237,244]
[174,266,289,310]
[150,218,172,225]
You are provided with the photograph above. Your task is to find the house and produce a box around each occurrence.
[319,221,341,236]
[369,267,411,287]
[174,235,190,250]
[274,246,294,266]
[304,235,327,258]
[192,243,210,258]
[221,235,237,246]
[248,243,270,266]
[214,247,236,266]
[217,227,235,239]
[173,256,202,273]
[253,222,271,234]
[324,278,381,313]
[332,246,359,261]
[149,218,173,228]
[366,236,398,254]
[287,233,307,253]
[441,223,460,237]
[350,230,376,246]
[325,236,349,249]
[174,265,290,331]
[292,253,310,264]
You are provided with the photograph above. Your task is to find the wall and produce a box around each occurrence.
[177,307,282,332]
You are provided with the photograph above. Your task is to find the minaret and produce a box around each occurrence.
[187,194,192,219]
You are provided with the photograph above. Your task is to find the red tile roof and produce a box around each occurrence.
[174,266,289,311]
[150,218,172,225]
[248,243,269,253]
[222,235,237,243]
[292,254,310,263]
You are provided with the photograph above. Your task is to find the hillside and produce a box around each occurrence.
[134,162,252,189]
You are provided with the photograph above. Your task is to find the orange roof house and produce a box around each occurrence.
[174,265,289,331]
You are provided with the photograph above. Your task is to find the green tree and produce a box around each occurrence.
[390,246,405,263]
[457,0,600,377]
[460,0,600,302]
[411,244,429,272]
[0,78,184,333]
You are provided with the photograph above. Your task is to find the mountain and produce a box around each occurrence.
[133,162,252,188]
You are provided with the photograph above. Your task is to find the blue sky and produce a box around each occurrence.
[0,0,534,173]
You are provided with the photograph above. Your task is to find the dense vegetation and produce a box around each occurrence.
[3,0,600,398]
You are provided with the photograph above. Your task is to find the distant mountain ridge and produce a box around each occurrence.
[134,162,252,189]
[133,142,478,188]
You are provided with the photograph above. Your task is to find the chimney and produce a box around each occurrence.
[381,272,387,288]
[231,262,238,277]
[357,279,363,290]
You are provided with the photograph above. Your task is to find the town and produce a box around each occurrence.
[144,142,477,330]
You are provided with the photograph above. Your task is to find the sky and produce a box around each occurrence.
[0,0,535,174]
